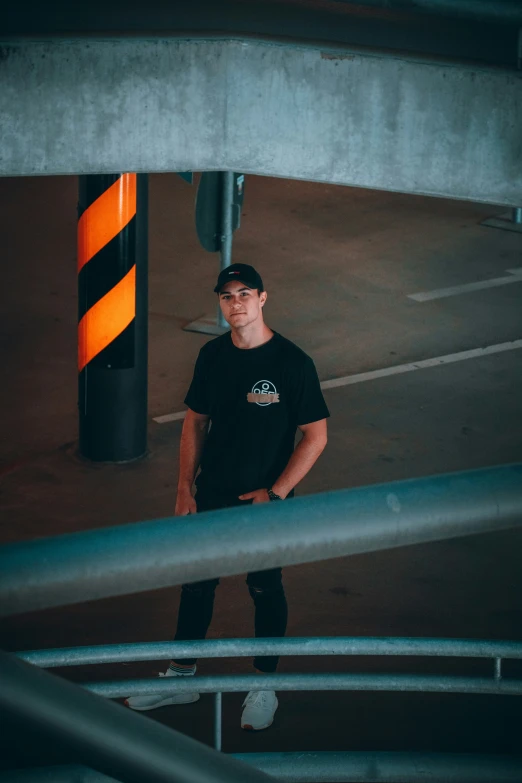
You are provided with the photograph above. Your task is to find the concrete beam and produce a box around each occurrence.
[1,38,521,204]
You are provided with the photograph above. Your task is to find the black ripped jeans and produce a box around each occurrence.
[173,489,288,672]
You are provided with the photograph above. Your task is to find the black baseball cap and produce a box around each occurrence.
[214,263,264,293]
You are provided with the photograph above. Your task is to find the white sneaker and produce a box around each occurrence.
[125,667,199,711]
[241,690,278,731]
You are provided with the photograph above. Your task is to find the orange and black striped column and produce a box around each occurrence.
[78,174,148,461]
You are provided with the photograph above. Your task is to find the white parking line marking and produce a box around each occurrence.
[408,268,522,302]
[320,339,522,390]
[154,339,522,423]
[153,410,187,424]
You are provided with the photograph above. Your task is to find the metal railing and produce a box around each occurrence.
[2,464,522,782]
[17,635,522,753]
[0,648,271,783]
[2,753,522,783]
[19,635,522,669]
[1,463,522,617]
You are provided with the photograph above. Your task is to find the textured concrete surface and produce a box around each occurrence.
[0,174,522,767]
[1,38,521,205]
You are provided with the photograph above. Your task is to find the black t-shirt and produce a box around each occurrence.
[184,331,330,496]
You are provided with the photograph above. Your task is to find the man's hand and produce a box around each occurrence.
[175,487,197,516]
[238,489,270,504]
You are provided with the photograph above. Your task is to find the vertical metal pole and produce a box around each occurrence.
[214,692,222,751]
[217,171,235,330]
[494,657,502,681]
[78,173,148,462]
[512,207,522,225]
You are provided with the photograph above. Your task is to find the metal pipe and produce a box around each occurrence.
[217,171,235,329]
[2,753,522,783]
[214,692,222,751]
[0,650,271,783]
[495,657,503,680]
[87,672,522,699]
[512,207,522,224]
[237,751,522,782]
[0,768,114,782]
[220,171,234,269]
[17,637,522,669]
[1,463,522,617]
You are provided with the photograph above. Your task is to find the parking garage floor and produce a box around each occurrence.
[1,173,521,769]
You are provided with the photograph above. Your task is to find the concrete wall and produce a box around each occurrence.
[1,38,521,204]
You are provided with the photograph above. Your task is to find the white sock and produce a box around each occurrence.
[168,662,196,675]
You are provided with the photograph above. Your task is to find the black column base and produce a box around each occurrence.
[79,366,147,463]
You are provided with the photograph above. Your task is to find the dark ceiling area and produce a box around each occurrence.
[3,0,522,68]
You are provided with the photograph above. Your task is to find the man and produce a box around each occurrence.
[126,263,329,730]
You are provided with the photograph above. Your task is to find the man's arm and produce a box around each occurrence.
[175,408,210,515]
[239,418,328,503]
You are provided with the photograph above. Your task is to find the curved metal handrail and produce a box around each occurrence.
[17,636,522,668]
[2,463,522,617]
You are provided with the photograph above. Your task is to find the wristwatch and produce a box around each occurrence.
[267,488,283,501]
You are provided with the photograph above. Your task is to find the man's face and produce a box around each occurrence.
[218,280,267,328]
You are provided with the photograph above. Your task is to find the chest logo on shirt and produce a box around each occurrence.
[247,380,280,406]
